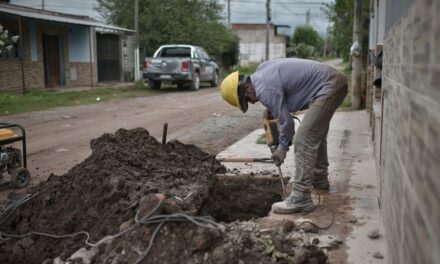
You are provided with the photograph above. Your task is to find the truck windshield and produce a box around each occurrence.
[159,47,191,58]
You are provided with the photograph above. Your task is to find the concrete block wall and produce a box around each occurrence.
[379,0,440,263]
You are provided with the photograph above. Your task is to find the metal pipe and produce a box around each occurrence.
[216,157,273,163]
[89,27,94,90]
[18,16,26,94]
[162,123,168,144]
[277,166,287,199]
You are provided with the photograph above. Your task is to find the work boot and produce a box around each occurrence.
[272,192,315,214]
[312,169,330,190]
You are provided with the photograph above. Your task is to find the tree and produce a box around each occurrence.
[287,25,323,59]
[97,0,239,68]
[323,0,369,62]
[291,25,323,50]
[0,24,19,59]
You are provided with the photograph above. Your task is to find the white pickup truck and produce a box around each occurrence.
[143,45,219,91]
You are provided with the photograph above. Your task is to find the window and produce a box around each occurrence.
[159,47,191,58]
[198,48,210,60]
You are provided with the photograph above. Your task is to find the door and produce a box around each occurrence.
[195,48,208,80]
[97,34,121,82]
[199,48,214,81]
[43,34,61,87]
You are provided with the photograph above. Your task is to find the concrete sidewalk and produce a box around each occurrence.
[217,110,387,263]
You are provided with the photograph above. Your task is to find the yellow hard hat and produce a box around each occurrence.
[220,71,248,112]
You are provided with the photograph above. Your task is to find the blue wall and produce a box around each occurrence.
[28,20,38,62]
[68,25,92,62]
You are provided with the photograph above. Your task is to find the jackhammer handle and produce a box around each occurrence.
[216,157,274,163]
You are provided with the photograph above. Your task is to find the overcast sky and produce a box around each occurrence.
[11,0,333,36]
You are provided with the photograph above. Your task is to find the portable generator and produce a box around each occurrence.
[0,122,30,188]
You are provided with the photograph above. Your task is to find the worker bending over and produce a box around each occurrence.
[220,58,348,214]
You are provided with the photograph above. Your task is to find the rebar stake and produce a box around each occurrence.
[162,123,168,144]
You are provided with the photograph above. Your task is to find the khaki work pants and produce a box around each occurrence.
[291,85,348,196]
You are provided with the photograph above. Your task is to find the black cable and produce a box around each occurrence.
[298,191,336,230]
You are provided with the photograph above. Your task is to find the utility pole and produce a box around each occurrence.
[227,0,231,27]
[306,9,310,26]
[265,0,271,61]
[42,0,45,10]
[134,0,140,81]
[352,0,363,109]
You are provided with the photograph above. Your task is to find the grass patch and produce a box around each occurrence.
[315,56,337,62]
[340,90,352,109]
[0,85,156,115]
[222,64,259,78]
[341,61,352,76]
[236,64,258,75]
[256,133,266,144]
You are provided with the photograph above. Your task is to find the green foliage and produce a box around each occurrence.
[0,23,19,58]
[236,64,258,75]
[220,33,240,70]
[255,133,266,145]
[287,43,316,59]
[222,64,258,78]
[340,91,352,108]
[257,238,291,262]
[291,25,323,50]
[287,25,323,59]
[134,80,145,89]
[97,0,239,68]
[323,0,370,62]
[0,86,155,115]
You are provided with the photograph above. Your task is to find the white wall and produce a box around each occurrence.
[234,28,287,66]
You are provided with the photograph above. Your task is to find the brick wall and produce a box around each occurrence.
[0,20,98,93]
[67,62,97,86]
[0,21,45,93]
[378,0,440,263]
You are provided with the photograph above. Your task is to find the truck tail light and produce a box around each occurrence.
[143,60,148,72]
[181,60,189,72]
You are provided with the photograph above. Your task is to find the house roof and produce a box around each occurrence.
[0,3,134,33]
[231,24,272,30]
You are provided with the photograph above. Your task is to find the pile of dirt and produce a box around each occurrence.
[0,128,326,264]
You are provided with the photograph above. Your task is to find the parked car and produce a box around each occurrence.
[143,45,219,91]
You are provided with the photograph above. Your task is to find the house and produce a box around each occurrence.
[231,23,289,66]
[367,0,439,263]
[0,3,134,93]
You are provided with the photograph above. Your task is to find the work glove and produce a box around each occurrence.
[271,147,287,167]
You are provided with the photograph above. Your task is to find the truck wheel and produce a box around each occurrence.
[11,167,31,188]
[190,73,200,91]
[151,81,161,90]
[210,71,219,87]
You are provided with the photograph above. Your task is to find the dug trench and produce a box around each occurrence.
[0,128,326,264]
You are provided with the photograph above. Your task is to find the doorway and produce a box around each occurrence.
[97,34,121,82]
[42,34,61,87]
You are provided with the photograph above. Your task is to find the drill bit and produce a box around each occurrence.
[277,166,287,199]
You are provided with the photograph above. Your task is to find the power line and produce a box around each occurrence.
[228,0,324,5]
[233,11,324,16]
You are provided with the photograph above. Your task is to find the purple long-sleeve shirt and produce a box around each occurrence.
[250,58,347,150]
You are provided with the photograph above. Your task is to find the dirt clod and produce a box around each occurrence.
[367,228,381,239]
[0,128,327,263]
[279,220,295,234]
[298,222,319,233]
[372,251,384,259]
